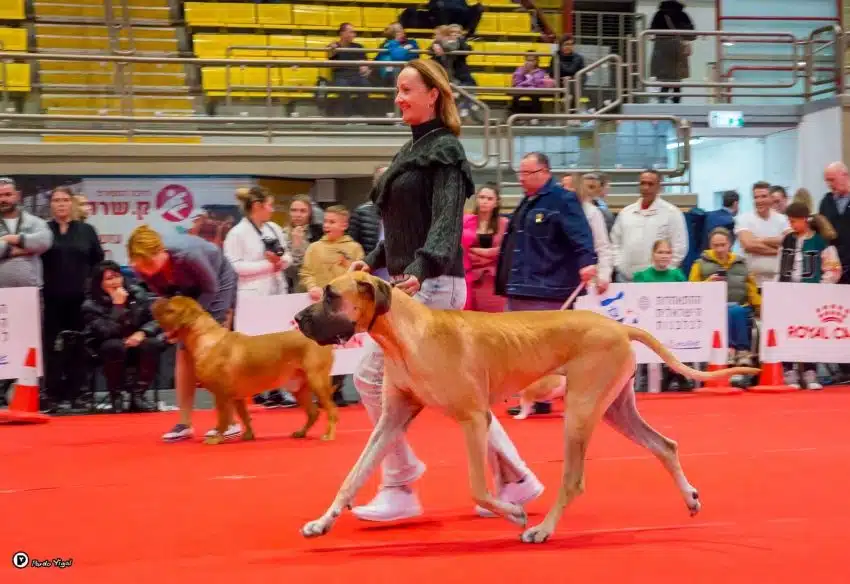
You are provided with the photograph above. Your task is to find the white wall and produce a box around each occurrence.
[687,130,797,211]
[795,105,842,209]
[635,0,716,104]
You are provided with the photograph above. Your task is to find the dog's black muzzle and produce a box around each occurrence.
[294,305,356,346]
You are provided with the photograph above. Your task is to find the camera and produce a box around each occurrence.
[262,236,285,257]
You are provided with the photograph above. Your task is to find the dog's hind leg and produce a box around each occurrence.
[234,398,255,441]
[301,387,423,539]
[521,347,633,544]
[291,380,319,439]
[464,411,527,527]
[603,376,701,516]
[205,393,234,445]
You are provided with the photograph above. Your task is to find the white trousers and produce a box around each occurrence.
[353,275,532,488]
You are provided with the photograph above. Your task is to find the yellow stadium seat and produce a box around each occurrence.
[291,4,328,28]
[477,13,501,35]
[485,42,521,66]
[0,27,27,51]
[531,43,553,68]
[193,33,229,58]
[480,0,516,6]
[223,3,257,27]
[328,6,362,29]
[184,2,218,26]
[225,34,272,58]
[256,4,293,26]
[472,72,510,101]
[0,63,31,92]
[201,67,227,91]
[500,12,531,34]
[267,35,307,58]
[280,67,318,97]
[362,8,397,31]
[0,0,25,20]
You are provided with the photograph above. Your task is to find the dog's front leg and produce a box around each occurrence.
[463,411,527,527]
[301,387,423,538]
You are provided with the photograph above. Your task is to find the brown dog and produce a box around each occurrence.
[293,272,761,543]
[151,296,338,443]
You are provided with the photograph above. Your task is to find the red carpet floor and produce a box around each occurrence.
[2,389,849,583]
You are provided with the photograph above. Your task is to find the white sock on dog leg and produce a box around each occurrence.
[488,416,532,484]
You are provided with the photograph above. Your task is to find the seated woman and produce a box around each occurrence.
[689,227,761,366]
[81,260,163,412]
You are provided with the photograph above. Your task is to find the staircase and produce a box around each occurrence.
[32,0,199,140]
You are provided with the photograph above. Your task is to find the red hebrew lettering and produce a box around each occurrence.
[97,202,110,215]
[135,201,151,220]
[111,201,129,215]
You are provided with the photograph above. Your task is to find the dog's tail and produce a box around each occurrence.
[624,325,761,381]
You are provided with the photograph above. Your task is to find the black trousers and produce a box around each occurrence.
[42,294,85,402]
[99,338,162,393]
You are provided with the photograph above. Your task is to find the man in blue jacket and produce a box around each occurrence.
[702,190,739,249]
[495,152,597,415]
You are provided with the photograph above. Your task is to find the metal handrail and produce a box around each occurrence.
[637,30,800,89]
[573,53,624,114]
[502,114,691,185]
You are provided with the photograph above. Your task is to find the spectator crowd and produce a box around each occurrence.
[1,157,848,418]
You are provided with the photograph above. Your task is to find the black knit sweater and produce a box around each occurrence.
[366,118,475,281]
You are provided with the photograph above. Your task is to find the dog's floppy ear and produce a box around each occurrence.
[357,277,392,317]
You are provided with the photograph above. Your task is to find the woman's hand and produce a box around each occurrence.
[394,275,420,296]
[124,331,145,348]
[706,274,725,282]
[349,260,371,273]
[308,287,323,302]
[110,287,128,305]
[264,251,284,270]
[579,265,597,283]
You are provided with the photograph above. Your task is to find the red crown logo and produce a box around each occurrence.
[815,304,849,324]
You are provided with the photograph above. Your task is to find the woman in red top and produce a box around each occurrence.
[462,183,508,311]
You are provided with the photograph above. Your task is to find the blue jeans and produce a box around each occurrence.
[727,304,752,351]
[506,297,565,312]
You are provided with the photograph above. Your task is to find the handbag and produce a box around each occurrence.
[664,14,691,57]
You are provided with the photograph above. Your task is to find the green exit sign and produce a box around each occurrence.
[709,111,745,128]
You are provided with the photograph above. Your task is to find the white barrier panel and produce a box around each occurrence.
[574,282,727,364]
[233,292,368,376]
[760,281,850,364]
[0,287,44,380]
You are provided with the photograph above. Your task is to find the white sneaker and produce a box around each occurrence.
[162,423,194,442]
[204,423,242,439]
[785,369,800,389]
[351,486,424,522]
[475,474,545,517]
[802,370,823,390]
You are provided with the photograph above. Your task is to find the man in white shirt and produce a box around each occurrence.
[577,172,613,291]
[610,169,689,281]
[734,181,791,288]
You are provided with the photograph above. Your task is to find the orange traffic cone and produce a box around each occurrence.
[0,348,50,424]
[749,328,796,393]
[696,330,743,395]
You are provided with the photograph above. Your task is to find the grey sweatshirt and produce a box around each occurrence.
[0,210,54,288]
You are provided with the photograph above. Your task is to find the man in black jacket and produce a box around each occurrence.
[821,162,850,383]
[822,162,850,285]
[347,166,386,255]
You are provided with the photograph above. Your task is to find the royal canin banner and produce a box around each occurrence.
[760,282,850,363]
[81,178,252,265]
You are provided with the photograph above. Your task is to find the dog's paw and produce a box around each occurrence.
[241,430,256,441]
[204,434,225,445]
[291,430,307,439]
[506,505,527,528]
[520,524,553,544]
[687,489,701,516]
[301,518,333,538]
